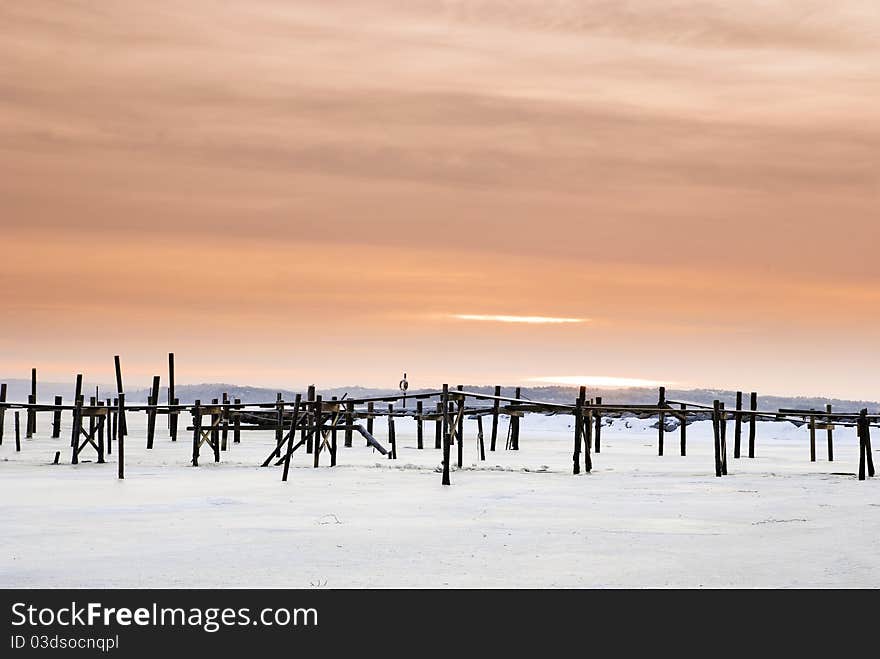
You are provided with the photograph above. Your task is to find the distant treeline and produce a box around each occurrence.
[0,379,875,413]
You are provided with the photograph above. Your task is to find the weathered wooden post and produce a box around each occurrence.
[281,393,302,482]
[441,384,451,485]
[344,400,354,448]
[573,386,585,474]
[330,396,338,461]
[584,398,593,468]
[0,382,6,444]
[146,375,160,449]
[510,387,521,450]
[52,395,62,439]
[71,374,83,448]
[434,402,442,449]
[211,397,221,459]
[583,399,593,473]
[594,396,602,453]
[490,385,501,451]
[456,386,464,468]
[274,393,284,460]
[719,402,728,475]
[416,400,424,449]
[27,367,37,436]
[366,401,375,447]
[14,411,21,452]
[117,394,125,479]
[26,394,35,438]
[111,398,118,445]
[476,414,486,461]
[221,392,229,451]
[105,398,112,454]
[857,409,874,481]
[679,403,687,456]
[88,396,96,458]
[330,400,338,466]
[167,353,176,439]
[748,392,757,458]
[233,398,242,444]
[114,356,127,436]
[191,400,201,467]
[306,385,316,454]
[826,404,833,462]
[657,386,665,456]
[70,396,83,464]
[733,391,743,458]
[96,399,105,464]
[809,410,817,462]
[712,400,722,477]
[387,403,397,460]
[313,395,323,468]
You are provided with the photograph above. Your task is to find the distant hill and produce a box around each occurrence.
[1,378,875,413]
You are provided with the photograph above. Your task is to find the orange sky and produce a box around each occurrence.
[1,1,878,398]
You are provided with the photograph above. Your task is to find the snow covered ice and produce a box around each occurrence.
[1,413,877,588]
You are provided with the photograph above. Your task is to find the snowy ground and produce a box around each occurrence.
[1,411,878,588]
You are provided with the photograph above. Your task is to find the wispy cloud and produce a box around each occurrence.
[452,314,587,324]
[528,375,667,388]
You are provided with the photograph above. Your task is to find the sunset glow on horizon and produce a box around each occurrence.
[1,2,878,399]
[452,315,587,324]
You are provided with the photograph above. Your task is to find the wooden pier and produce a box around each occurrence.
[0,353,876,484]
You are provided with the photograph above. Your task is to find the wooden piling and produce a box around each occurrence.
[434,402,442,449]
[96,399,105,464]
[117,394,125,479]
[712,400,722,477]
[105,398,112,455]
[0,382,6,445]
[476,415,486,461]
[167,352,176,438]
[306,385,316,454]
[809,410,817,462]
[366,400,375,446]
[330,399,338,467]
[416,400,424,449]
[679,403,687,456]
[70,397,83,464]
[733,391,742,458]
[71,374,83,448]
[14,410,21,452]
[27,367,36,436]
[191,400,201,467]
[748,392,757,458]
[26,394,35,438]
[211,398,221,461]
[510,387,521,450]
[826,404,833,462]
[657,386,665,456]
[146,375,160,449]
[490,385,501,451]
[330,396,338,462]
[344,400,354,448]
[441,384,451,485]
[573,386,585,474]
[584,406,593,473]
[221,393,229,451]
[51,395,62,438]
[233,398,241,444]
[594,396,602,453]
[114,356,127,436]
[281,394,302,482]
[313,395,323,468]
[866,415,875,479]
[388,403,397,460]
[719,402,728,475]
[456,386,464,468]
